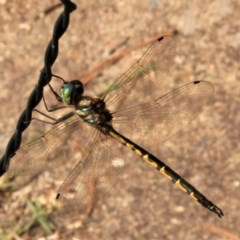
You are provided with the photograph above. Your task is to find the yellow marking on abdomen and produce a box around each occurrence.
[142,154,158,168]
[110,131,126,145]
[159,167,173,180]
[190,192,198,201]
[134,149,143,156]
[175,179,187,193]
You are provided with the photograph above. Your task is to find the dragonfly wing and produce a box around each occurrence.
[54,129,127,218]
[7,114,82,176]
[104,35,176,108]
[112,81,214,150]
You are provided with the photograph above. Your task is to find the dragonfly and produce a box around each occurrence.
[6,35,223,218]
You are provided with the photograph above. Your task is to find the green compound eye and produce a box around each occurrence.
[61,83,73,104]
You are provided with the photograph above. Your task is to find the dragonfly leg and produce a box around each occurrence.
[42,85,67,112]
[30,111,75,125]
[48,73,67,102]
[26,74,70,124]
[41,73,68,112]
[46,73,68,104]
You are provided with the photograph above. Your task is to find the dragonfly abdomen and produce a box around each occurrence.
[108,127,223,217]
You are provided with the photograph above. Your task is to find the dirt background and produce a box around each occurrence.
[0,0,239,240]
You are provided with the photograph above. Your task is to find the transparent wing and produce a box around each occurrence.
[7,114,83,176]
[112,81,214,150]
[104,35,176,108]
[54,129,127,218]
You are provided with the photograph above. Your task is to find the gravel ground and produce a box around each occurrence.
[0,1,239,240]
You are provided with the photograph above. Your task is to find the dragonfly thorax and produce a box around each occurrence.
[76,97,113,133]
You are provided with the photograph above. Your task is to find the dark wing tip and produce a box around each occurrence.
[157,35,173,42]
[157,36,165,41]
[193,80,201,84]
[56,193,61,200]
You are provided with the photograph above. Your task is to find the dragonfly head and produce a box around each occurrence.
[60,80,84,105]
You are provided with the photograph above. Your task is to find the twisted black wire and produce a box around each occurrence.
[0,0,77,177]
